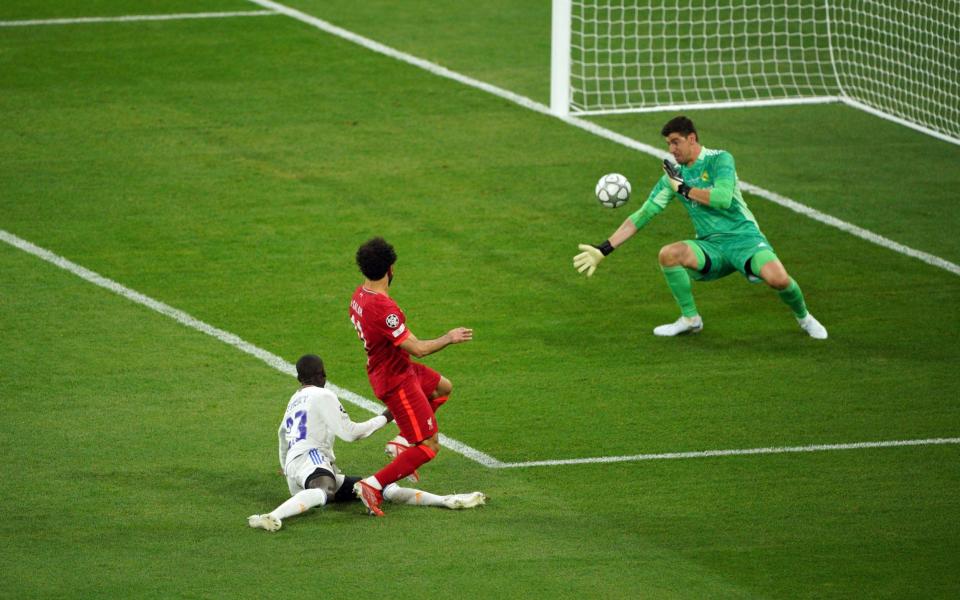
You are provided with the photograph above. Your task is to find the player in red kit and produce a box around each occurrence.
[348,237,473,516]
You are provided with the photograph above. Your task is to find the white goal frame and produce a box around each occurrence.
[550,0,960,146]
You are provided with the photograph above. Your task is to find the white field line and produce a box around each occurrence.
[496,437,960,469]
[0,10,277,28]
[3,228,956,469]
[325,385,504,467]
[247,0,960,278]
[3,6,958,469]
[0,229,504,469]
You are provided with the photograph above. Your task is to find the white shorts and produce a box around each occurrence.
[284,449,345,496]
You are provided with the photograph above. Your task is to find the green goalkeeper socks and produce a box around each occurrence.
[777,278,809,319]
[661,265,699,317]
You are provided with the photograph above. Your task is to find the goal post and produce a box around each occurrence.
[550,0,572,116]
[550,0,960,145]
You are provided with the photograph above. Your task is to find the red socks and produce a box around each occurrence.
[374,444,436,486]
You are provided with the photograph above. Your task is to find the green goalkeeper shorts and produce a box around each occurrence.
[685,233,778,283]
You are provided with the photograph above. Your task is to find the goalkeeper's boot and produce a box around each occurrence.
[653,315,703,337]
[385,435,421,482]
[444,492,487,510]
[247,513,281,532]
[354,480,385,517]
[797,313,828,340]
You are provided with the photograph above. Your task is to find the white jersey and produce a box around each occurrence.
[278,385,387,474]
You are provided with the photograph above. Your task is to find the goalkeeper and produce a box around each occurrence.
[573,116,827,339]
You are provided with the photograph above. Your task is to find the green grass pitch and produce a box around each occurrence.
[2,1,959,598]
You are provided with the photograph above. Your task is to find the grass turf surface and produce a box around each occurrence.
[1,1,959,598]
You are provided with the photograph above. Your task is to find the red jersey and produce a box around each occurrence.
[349,285,413,398]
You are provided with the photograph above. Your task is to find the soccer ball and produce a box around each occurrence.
[595,173,631,208]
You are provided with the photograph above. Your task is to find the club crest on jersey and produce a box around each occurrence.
[385,314,400,329]
[701,172,710,181]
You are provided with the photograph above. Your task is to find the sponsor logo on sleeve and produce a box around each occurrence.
[385,314,400,329]
[391,323,406,338]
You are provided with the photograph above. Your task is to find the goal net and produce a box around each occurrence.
[551,0,960,145]
[828,1,959,144]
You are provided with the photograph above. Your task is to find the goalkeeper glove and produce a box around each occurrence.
[573,240,615,277]
[662,159,691,199]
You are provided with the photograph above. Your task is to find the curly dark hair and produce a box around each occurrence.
[355,237,397,280]
[660,115,698,140]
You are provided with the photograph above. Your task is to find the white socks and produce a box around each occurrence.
[382,483,446,507]
[270,488,327,520]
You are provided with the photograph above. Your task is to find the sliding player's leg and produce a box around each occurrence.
[358,434,439,516]
[337,476,485,510]
[383,483,487,509]
[248,460,334,531]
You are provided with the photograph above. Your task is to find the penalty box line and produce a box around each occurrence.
[496,437,960,469]
[247,0,960,278]
[0,229,960,469]
[0,228,499,470]
[4,6,955,468]
[3,228,958,470]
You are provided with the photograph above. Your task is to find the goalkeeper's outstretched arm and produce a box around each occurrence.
[608,217,640,247]
[573,200,662,277]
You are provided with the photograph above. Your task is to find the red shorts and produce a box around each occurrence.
[380,363,441,444]
[411,362,441,397]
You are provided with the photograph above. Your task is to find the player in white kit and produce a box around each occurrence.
[248,354,486,531]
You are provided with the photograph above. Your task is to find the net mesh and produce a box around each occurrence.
[568,0,959,141]
[828,0,960,141]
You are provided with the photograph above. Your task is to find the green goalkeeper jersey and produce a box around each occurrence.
[630,147,762,239]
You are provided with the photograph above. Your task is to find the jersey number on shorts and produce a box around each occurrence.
[285,410,307,449]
